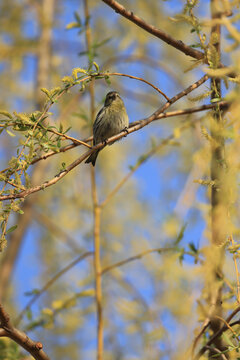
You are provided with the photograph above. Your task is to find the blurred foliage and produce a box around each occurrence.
[0,339,22,360]
[0,0,240,359]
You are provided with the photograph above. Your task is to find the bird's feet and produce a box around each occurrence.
[122,127,129,137]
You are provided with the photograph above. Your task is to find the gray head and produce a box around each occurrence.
[104,91,121,106]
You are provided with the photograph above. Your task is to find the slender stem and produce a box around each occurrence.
[84,1,103,359]
[15,251,93,326]
[229,235,240,303]
[100,102,229,209]
[93,205,103,360]
[195,306,240,359]
[101,72,170,101]
[101,247,178,275]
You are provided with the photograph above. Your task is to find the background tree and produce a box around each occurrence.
[0,0,239,359]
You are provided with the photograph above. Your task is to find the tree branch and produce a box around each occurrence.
[30,101,228,168]
[194,305,240,359]
[103,72,170,101]
[0,75,210,201]
[0,303,50,360]
[101,247,178,274]
[15,251,93,326]
[101,0,205,61]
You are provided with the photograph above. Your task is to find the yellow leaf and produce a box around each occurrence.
[173,127,181,139]
[52,300,64,310]
[42,308,53,316]
[77,289,95,297]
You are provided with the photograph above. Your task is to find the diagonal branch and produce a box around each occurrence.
[0,75,210,201]
[101,0,205,61]
[101,247,178,274]
[30,101,228,167]
[100,101,229,209]
[15,251,93,326]
[0,304,50,360]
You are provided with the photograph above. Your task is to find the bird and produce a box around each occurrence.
[85,91,129,166]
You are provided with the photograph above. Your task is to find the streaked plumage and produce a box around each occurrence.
[85,91,129,166]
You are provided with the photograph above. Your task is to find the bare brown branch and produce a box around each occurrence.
[0,303,50,360]
[101,0,205,61]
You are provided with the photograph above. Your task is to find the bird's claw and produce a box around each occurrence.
[123,127,129,137]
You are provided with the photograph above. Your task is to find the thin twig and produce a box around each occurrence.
[101,247,178,274]
[0,124,90,151]
[103,72,170,101]
[195,305,240,359]
[15,251,93,326]
[204,345,228,360]
[192,321,210,359]
[30,139,92,165]
[229,235,240,303]
[100,102,228,208]
[40,126,92,148]
[214,315,238,337]
[101,54,183,86]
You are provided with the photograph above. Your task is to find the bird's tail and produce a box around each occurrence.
[85,150,100,166]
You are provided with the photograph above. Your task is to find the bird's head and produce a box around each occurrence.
[104,91,122,107]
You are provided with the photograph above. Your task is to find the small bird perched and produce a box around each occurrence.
[85,91,129,166]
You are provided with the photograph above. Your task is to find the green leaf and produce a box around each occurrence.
[24,288,40,296]
[178,249,185,265]
[222,332,235,347]
[104,75,111,85]
[61,162,66,171]
[26,308,33,320]
[5,224,18,235]
[188,242,198,253]
[211,97,221,103]
[175,223,187,245]
[92,37,111,49]
[74,11,82,25]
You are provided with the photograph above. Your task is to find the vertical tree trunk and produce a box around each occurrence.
[209,0,228,357]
